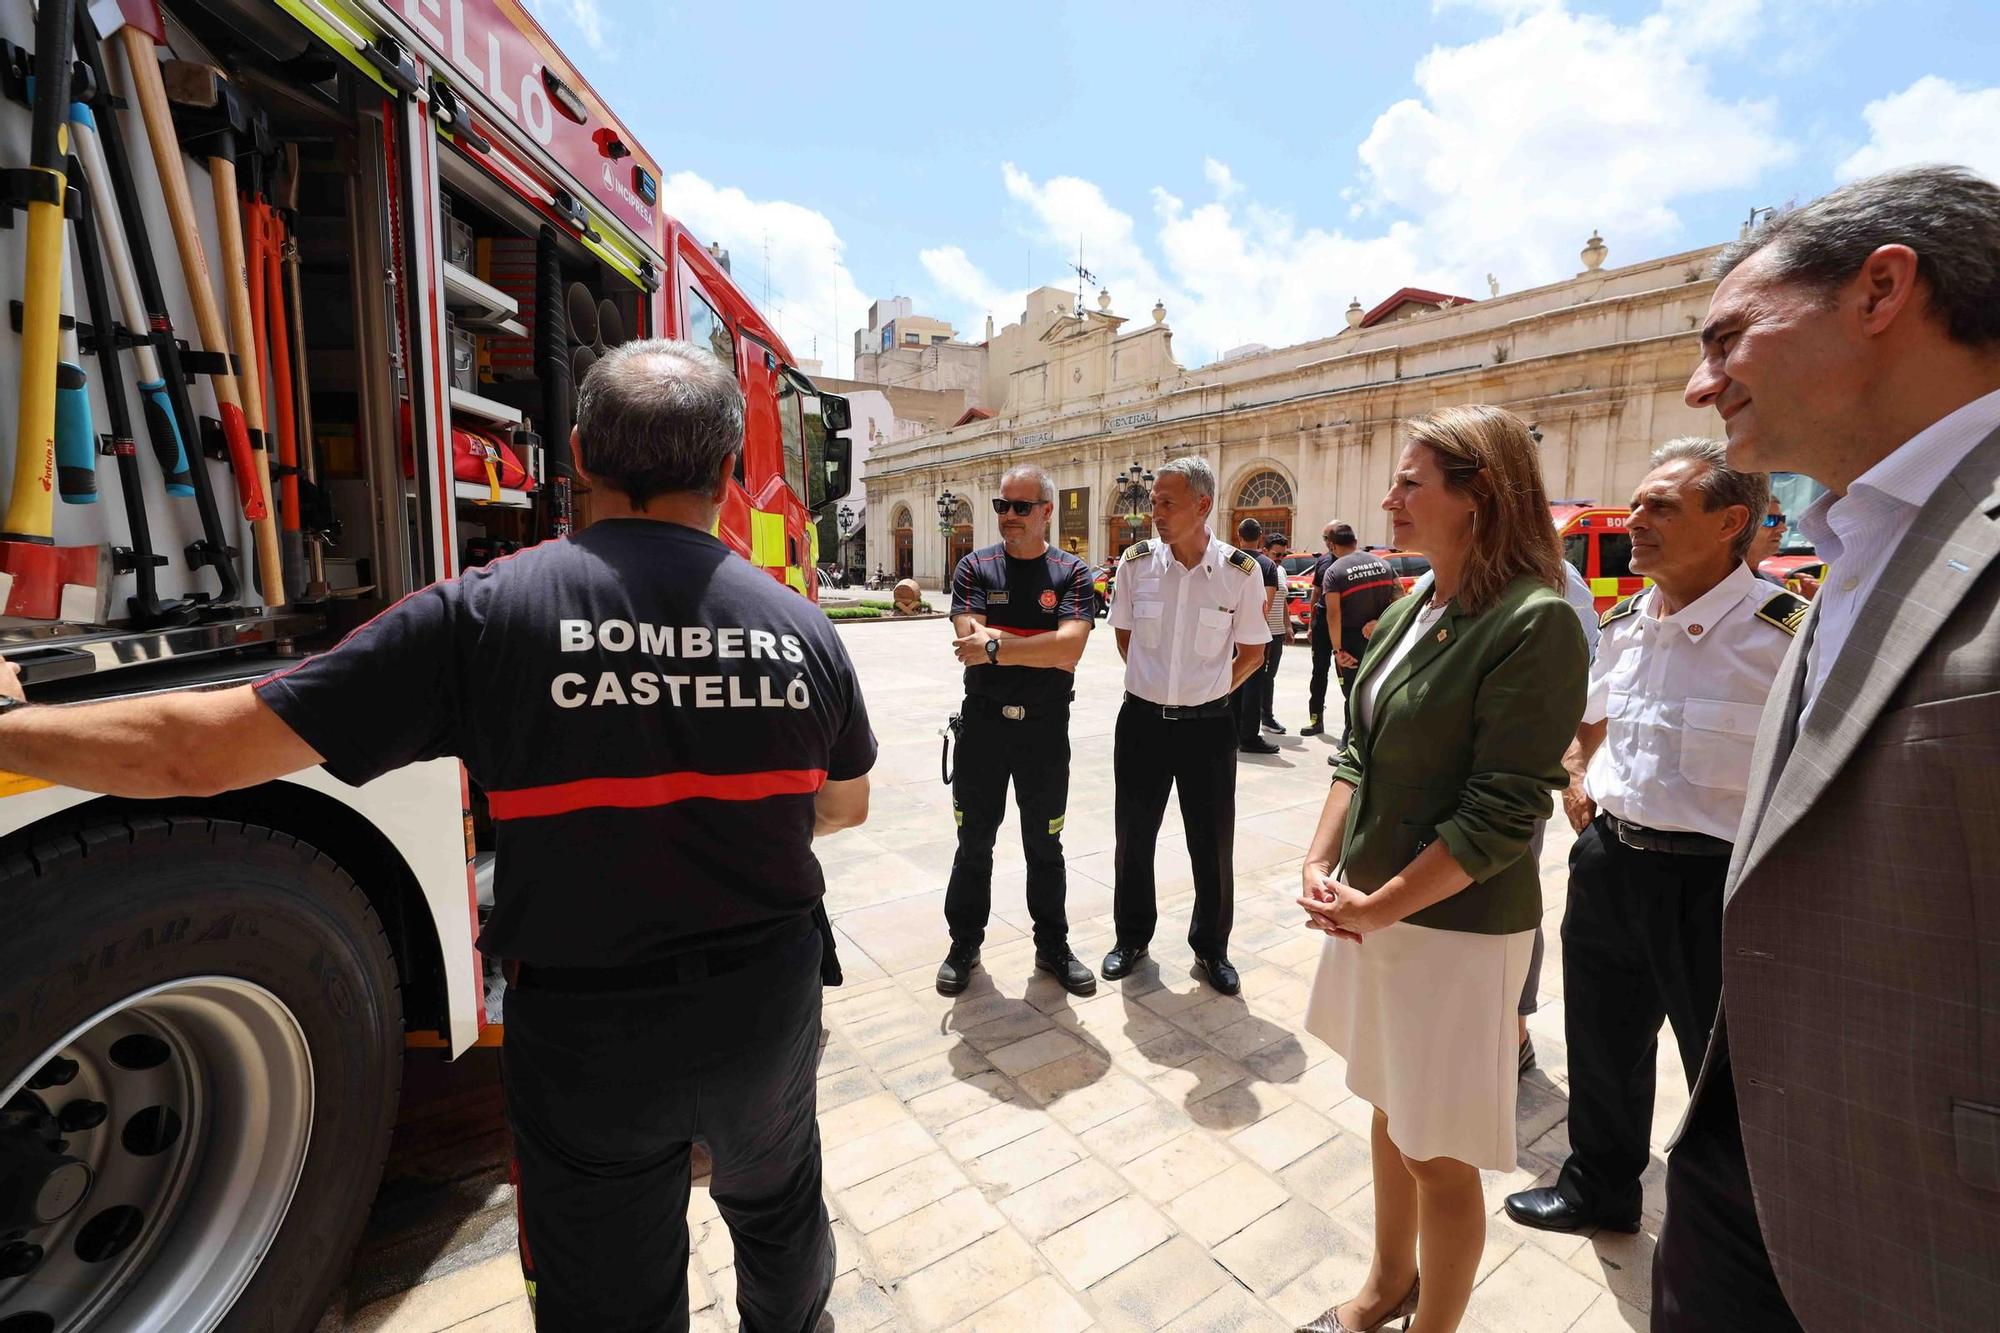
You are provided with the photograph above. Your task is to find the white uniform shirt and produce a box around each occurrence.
[1797,385,2000,719]
[1109,530,1271,706]
[1582,561,1798,842]
[1561,561,1603,659]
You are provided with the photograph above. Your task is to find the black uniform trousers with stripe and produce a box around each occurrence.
[944,698,1072,954]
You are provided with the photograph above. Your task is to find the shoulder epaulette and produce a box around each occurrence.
[1122,539,1153,560]
[1599,595,1641,629]
[1754,589,1810,636]
[1226,548,1258,574]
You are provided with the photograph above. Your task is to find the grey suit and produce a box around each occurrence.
[1660,425,2000,1330]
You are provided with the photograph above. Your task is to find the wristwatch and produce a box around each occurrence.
[0,693,28,716]
[983,637,1000,666]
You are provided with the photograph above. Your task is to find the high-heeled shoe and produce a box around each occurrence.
[1294,1274,1420,1333]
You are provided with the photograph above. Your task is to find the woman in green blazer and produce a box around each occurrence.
[1292,406,1587,1333]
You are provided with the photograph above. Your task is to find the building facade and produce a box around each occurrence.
[866,237,1728,584]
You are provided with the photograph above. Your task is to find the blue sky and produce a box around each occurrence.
[524,0,2000,374]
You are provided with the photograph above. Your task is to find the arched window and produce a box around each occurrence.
[891,504,913,532]
[946,498,975,573]
[1235,469,1294,509]
[891,505,914,581]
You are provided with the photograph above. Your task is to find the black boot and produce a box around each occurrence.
[936,947,980,995]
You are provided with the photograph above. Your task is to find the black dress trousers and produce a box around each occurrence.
[1260,636,1284,725]
[944,700,1072,954]
[504,918,834,1333]
[1556,815,1726,1218]
[1111,696,1237,957]
[1306,614,1334,726]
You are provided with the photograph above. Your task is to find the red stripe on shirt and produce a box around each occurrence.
[1334,576,1397,595]
[486,767,827,820]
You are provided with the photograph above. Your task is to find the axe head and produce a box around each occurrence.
[94,0,167,44]
[162,59,251,138]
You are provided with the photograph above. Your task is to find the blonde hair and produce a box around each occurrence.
[1404,405,1565,614]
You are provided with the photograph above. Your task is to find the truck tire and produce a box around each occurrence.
[0,815,404,1333]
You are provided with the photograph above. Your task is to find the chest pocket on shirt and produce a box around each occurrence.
[1680,697,1764,791]
[1132,600,1164,647]
[1196,608,1231,658]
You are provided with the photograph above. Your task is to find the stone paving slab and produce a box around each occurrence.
[329,620,1675,1331]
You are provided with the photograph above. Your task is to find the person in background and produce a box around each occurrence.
[1505,439,1798,1243]
[1260,531,1293,734]
[936,464,1098,998]
[1105,456,1269,995]
[1662,163,2000,1333]
[1301,521,1343,735]
[1747,497,1787,572]
[1293,406,1587,1333]
[1308,526,1400,744]
[1233,516,1283,755]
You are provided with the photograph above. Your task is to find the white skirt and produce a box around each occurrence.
[1303,919,1536,1172]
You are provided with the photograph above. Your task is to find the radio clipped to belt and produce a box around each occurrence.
[940,711,963,784]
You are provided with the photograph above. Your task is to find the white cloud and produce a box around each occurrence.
[914,0,1796,366]
[1836,77,2000,184]
[524,0,610,57]
[658,172,871,377]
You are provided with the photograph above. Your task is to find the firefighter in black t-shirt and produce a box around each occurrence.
[938,465,1098,996]
[0,341,878,1332]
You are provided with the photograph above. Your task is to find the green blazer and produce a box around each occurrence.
[1331,572,1588,935]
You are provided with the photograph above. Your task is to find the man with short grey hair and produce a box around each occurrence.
[0,338,880,1329]
[1506,438,1798,1257]
[1103,455,1270,994]
[938,463,1097,996]
[1662,163,2000,1332]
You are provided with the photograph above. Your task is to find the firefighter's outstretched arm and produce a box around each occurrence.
[0,665,322,798]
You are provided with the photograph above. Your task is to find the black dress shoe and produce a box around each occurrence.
[1036,951,1098,996]
[1503,1186,1640,1235]
[1100,945,1149,979]
[1238,737,1281,755]
[1194,955,1241,995]
[1262,718,1286,734]
[935,948,980,995]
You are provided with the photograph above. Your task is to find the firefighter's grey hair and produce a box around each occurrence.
[1713,165,2000,347]
[1156,456,1215,503]
[574,338,746,505]
[999,464,1055,503]
[1649,436,1771,563]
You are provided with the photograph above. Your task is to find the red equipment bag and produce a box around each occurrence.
[451,425,532,499]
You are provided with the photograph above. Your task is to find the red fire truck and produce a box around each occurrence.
[0,2,847,1328]
[1553,502,1648,612]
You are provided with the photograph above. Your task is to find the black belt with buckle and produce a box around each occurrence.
[1124,692,1232,720]
[1605,813,1733,858]
[964,694,1069,721]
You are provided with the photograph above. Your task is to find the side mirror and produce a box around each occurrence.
[820,393,852,432]
[815,434,852,511]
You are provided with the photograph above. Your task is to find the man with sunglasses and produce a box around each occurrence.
[938,466,1099,996]
[1748,499,1789,582]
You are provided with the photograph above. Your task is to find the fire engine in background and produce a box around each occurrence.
[0,2,847,1329]
[1553,501,1647,612]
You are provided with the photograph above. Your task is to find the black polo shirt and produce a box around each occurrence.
[1324,551,1400,641]
[256,519,877,965]
[950,542,1094,704]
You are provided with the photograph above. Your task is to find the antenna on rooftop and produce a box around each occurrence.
[1067,237,1098,318]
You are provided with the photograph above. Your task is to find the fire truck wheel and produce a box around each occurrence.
[0,815,403,1333]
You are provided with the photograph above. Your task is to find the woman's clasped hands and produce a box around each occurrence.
[1299,860,1378,942]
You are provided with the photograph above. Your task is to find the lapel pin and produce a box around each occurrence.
[1436,627,1449,643]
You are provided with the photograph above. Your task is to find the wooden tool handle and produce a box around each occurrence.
[210,154,262,431]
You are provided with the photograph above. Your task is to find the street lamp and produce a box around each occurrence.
[1115,462,1153,541]
[935,489,958,535]
[838,504,855,539]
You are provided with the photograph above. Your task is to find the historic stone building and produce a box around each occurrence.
[865,235,1728,584]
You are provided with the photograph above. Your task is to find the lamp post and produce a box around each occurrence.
[935,489,958,536]
[1115,462,1153,544]
[837,504,856,575]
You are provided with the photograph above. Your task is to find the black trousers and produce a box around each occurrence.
[1306,619,1333,725]
[1260,636,1284,724]
[1333,630,1366,747]
[1652,1047,1804,1332]
[945,701,1071,953]
[504,919,833,1332]
[1231,637,1278,741]
[1112,698,1236,957]
[1556,815,1725,1217]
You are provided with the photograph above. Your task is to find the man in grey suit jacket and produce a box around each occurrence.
[1660,164,2000,1331]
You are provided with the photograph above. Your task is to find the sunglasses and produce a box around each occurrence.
[992,498,1043,516]
[1761,513,1787,528]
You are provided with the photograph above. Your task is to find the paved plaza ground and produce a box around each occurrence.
[326,616,1688,1332]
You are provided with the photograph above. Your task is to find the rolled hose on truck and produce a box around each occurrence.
[0,817,402,1331]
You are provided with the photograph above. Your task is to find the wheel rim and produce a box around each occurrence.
[0,978,315,1333]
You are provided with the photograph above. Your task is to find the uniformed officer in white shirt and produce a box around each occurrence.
[1103,456,1271,994]
[1506,437,1805,1236]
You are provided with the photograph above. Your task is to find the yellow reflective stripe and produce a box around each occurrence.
[750,509,785,566]
[808,522,820,563]
[272,0,398,94]
[0,771,52,799]
[784,567,807,594]
[1589,577,1620,597]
